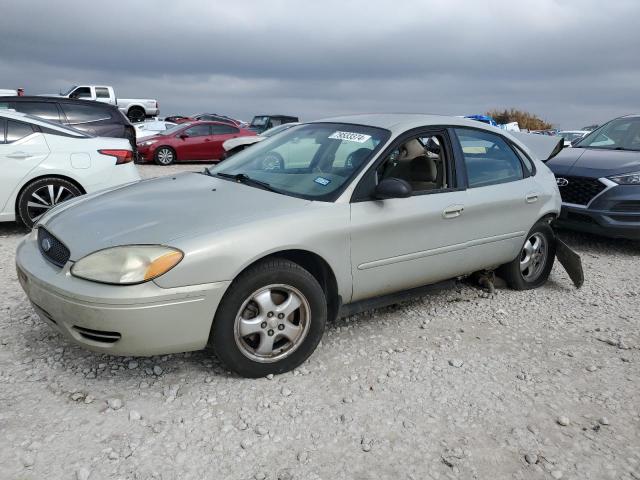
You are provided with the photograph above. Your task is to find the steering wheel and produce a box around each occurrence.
[260,151,284,170]
[345,148,373,169]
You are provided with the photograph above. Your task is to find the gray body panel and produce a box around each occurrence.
[16,114,561,356]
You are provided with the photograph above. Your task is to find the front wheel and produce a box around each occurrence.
[498,221,556,290]
[17,177,82,228]
[154,146,176,165]
[127,107,145,123]
[211,258,327,378]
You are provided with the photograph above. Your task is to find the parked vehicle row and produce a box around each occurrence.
[0,109,140,228]
[16,114,571,377]
[45,85,160,123]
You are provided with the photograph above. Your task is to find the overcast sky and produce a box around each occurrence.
[1,0,639,128]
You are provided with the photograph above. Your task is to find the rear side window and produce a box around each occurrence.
[13,102,60,122]
[455,128,524,188]
[6,120,36,143]
[95,87,110,98]
[212,124,239,135]
[60,104,111,124]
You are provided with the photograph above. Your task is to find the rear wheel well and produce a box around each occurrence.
[242,250,340,322]
[15,174,85,215]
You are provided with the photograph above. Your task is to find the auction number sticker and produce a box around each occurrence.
[329,131,371,143]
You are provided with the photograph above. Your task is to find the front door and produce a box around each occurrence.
[178,124,212,160]
[349,131,471,302]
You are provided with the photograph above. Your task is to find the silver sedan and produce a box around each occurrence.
[16,114,563,377]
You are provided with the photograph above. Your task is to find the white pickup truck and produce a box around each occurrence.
[47,85,159,122]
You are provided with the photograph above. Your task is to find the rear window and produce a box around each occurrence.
[95,87,110,99]
[61,103,112,124]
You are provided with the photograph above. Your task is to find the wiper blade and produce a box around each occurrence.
[201,168,214,176]
[215,172,279,193]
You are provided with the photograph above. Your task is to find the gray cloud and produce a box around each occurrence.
[1,0,639,128]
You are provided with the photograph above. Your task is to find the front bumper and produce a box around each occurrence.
[135,145,154,163]
[16,234,230,356]
[555,183,640,240]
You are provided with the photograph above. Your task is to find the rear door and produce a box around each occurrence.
[0,119,50,212]
[450,127,541,270]
[210,124,240,160]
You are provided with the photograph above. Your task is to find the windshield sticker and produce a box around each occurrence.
[314,176,331,186]
[329,131,372,143]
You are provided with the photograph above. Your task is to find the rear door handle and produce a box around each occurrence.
[442,205,464,219]
[7,151,31,159]
[525,193,539,203]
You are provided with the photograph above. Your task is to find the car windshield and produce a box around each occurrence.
[251,116,269,127]
[260,123,298,138]
[61,85,78,96]
[577,117,640,151]
[161,123,190,136]
[208,123,390,201]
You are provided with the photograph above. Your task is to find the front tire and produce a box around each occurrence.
[498,221,556,290]
[211,258,327,378]
[17,177,82,228]
[127,107,145,123]
[154,146,176,165]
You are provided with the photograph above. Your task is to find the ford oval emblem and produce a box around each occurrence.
[41,238,52,252]
[556,177,569,187]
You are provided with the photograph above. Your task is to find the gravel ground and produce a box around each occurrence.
[1,164,639,480]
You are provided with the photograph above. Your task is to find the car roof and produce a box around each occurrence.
[313,113,502,134]
[1,95,119,110]
[0,109,88,136]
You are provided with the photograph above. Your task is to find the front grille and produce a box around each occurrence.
[557,176,607,205]
[612,201,640,212]
[38,227,70,267]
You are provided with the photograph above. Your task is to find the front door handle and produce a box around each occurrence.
[525,193,539,203]
[7,151,31,159]
[442,205,464,219]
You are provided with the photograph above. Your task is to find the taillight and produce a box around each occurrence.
[99,149,133,165]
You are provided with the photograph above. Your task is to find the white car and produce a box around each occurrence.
[222,122,300,157]
[133,120,177,140]
[0,110,141,228]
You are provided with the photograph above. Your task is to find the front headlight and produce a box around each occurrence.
[71,245,183,285]
[140,139,158,147]
[609,171,640,185]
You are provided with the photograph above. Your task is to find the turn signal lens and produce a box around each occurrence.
[144,251,184,280]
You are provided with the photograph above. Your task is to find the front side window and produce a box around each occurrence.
[577,117,640,151]
[6,120,35,143]
[375,134,449,192]
[61,104,111,124]
[184,125,211,137]
[210,123,389,201]
[455,128,524,188]
[95,87,110,98]
[69,87,92,99]
[14,102,60,122]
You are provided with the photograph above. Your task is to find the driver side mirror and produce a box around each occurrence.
[374,178,412,200]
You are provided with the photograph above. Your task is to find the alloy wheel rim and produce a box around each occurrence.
[158,148,174,164]
[234,284,311,363]
[520,232,548,282]
[27,184,75,223]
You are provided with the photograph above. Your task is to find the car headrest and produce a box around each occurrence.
[399,139,425,161]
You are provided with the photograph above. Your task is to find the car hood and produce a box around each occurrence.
[548,148,640,177]
[42,172,311,260]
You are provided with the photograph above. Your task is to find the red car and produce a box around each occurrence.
[137,121,255,165]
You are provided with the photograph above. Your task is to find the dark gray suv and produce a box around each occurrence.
[0,96,136,151]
